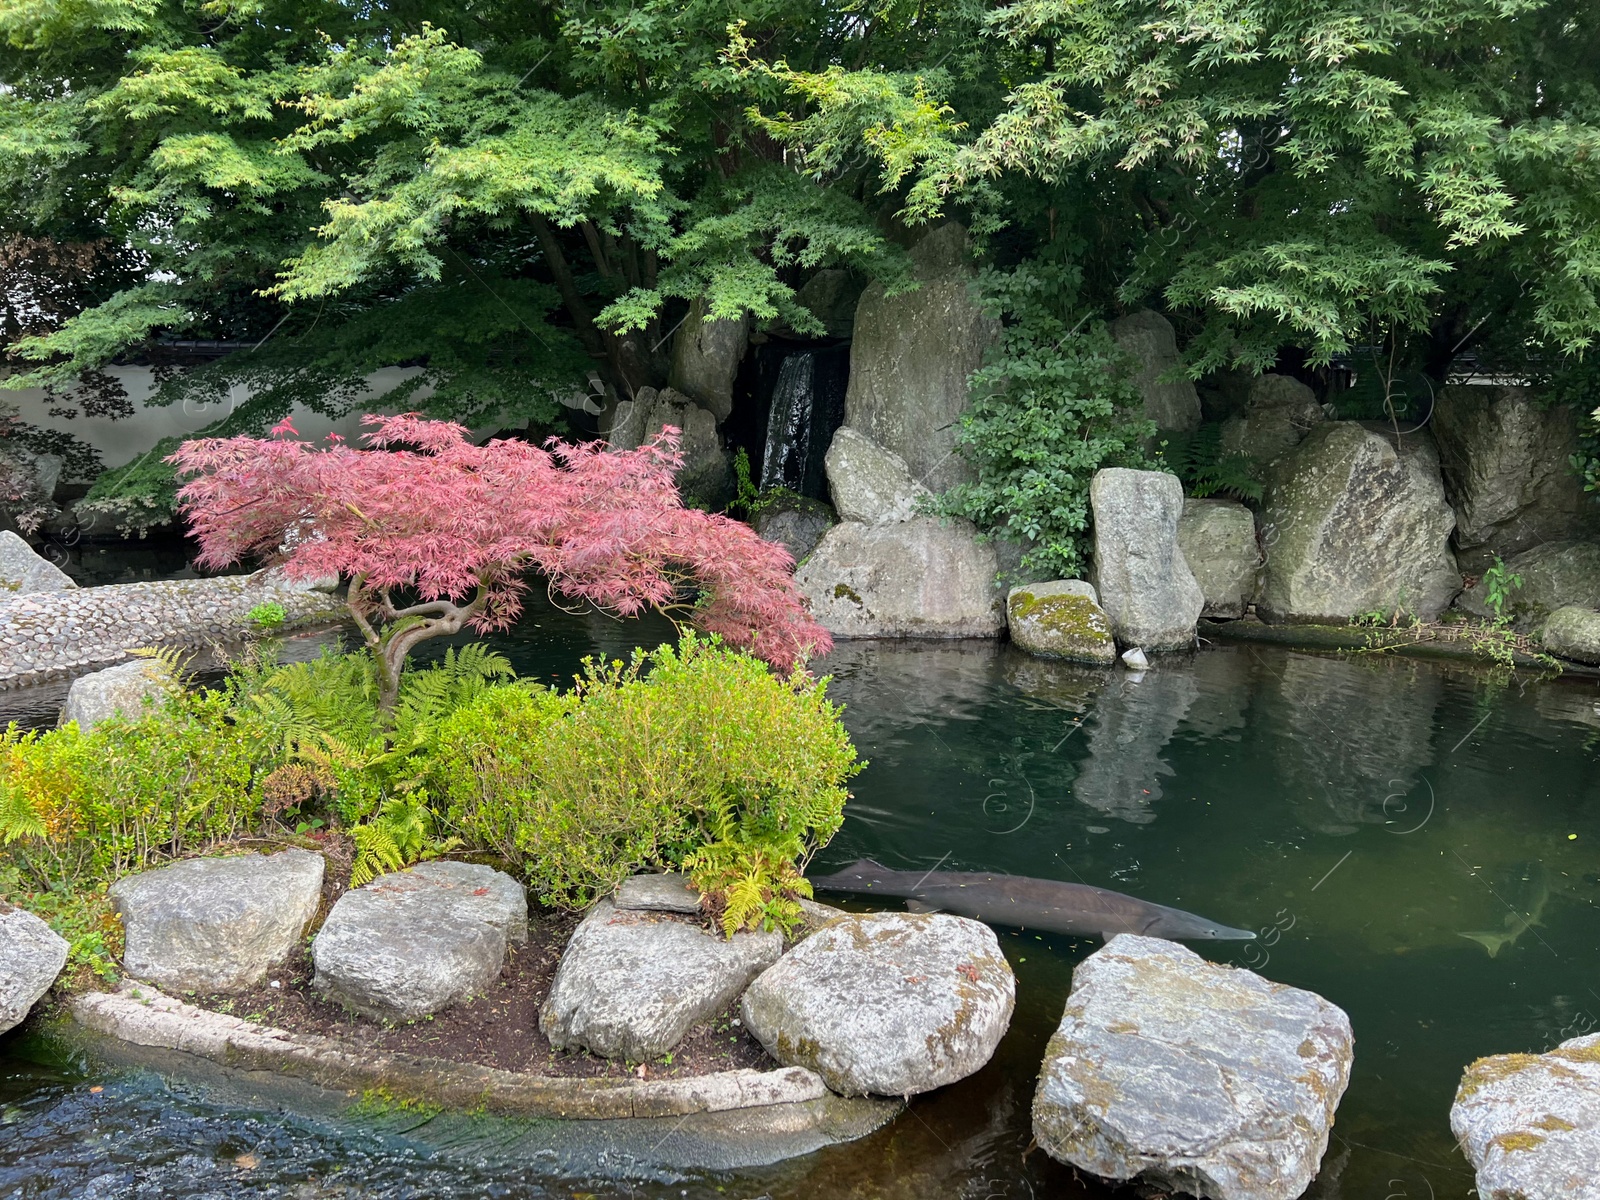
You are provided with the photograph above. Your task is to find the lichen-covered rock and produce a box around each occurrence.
[669,297,748,422]
[1177,499,1262,619]
[313,862,526,1020]
[1110,310,1202,433]
[1219,374,1324,464]
[110,849,324,993]
[1451,1032,1600,1200]
[60,660,168,731]
[1007,582,1117,664]
[0,903,69,1034]
[606,386,732,507]
[1088,469,1204,650]
[795,517,1005,638]
[1258,423,1460,623]
[1457,540,1600,629]
[541,900,781,1060]
[0,530,75,594]
[1433,385,1599,572]
[741,912,1014,1097]
[1033,934,1353,1200]
[823,427,930,524]
[1540,605,1600,665]
[753,497,835,564]
[844,224,999,493]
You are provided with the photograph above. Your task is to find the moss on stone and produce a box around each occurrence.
[832,583,863,604]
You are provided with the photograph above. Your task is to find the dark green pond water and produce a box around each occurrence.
[6,599,1600,1199]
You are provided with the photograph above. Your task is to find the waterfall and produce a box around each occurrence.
[760,352,815,492]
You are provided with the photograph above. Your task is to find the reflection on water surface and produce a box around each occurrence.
[5,602,1600,1199]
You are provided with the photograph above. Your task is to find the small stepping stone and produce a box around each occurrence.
[541,900,781,1060]
[1,903,69,1034]
[61,661,167,731]
[110,848,324,993]
[313,861,526,1020]
[614,873,702,915]
[741,911,1014,1097]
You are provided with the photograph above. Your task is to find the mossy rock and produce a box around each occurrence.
[1006,582,1116,665]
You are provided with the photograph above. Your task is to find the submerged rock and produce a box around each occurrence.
[60,660,169,732]
[741,911,1014,1097]
[541,900,781,1060]
[844,223,998,493]
[823,427,930,525]
[111,849,324,993]
[1110,310,1202,433]
[0,903,69,1034]
[1033,934,1353,1200]
[1006,581,1116,664]
[1089,468,1204,650]
[1457,539,1600,630]
[1540,605,1600,665]
[0,530,74,594]
[1258,423,1459,622]
[1177,498,1262,619]
[1451,1032,1600,1200]
[669,296,748,423]
[795,517,1005,638]
[314,862,525,1020]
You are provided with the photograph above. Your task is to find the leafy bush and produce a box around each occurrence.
[936,261,1156,579]
[430,635,859,927]
[1159,424,1265,504]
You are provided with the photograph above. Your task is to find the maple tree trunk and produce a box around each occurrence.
[345,580,487,716]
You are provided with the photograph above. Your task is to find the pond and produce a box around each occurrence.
[5,595,1600,1199]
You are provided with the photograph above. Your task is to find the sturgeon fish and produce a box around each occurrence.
[810,859,1255,941]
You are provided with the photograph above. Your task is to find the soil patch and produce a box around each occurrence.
[190,907,776,1079]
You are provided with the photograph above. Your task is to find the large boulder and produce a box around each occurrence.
[1033,935,1354,1200]
[0,530,74,594]
[823,427,930,524]
[607,386,732,507]
[752,496,835,564]
[1218,374,1324,464]
[1258,423,1460,622]
[541,900,781,1061]
[1110,310,1202,433]
[794,517,1006,638]
[1433,384,1599,572]
[844,224,999,494]
[792,269,864,338]
[1457,539,1600,629]
[1540,605,1600,665]
[1006,581,1117,664]
[0,904,69,1034]
[669,297,748,423]
[742,912,1014,1097]
[110,849,324,993]
[1088,468,1204,650]
[313,861,526,1020]
[1177,498,1262,619]
[60,660,168,731]
[1451,1032,1600,1200]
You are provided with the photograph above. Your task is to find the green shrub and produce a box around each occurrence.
[430,635,860,925]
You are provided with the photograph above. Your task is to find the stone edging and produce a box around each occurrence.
[71,983,830,1120]
[0,575,346,688]
[1198,617,1600,674]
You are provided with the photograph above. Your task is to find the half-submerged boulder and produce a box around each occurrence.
[1006,581,1117,664]
[1034,935,1353,1200]
[795,517,1005,638]
[1110,311,1202,433]
[61,660,169,732]
[1451,1032,1600,1200]
[541,900,781,1061]
[1540,605,1600,665]
[313,861,526,1020]
[0,903,69,1035]
[1177,498,1262,619]
[110,848,324,993]
[1258,423,1459,622]
[1089,468,1204,650]
[1457,539,1600,629]
[742,912,1014,1097]
[0,530,75,594]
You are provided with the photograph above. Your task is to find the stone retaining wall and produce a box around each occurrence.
[0,574,346,687]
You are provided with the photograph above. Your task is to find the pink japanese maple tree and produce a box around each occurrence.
[171,414,830,710]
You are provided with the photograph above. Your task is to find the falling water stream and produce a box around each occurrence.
[5,594,1600,1198]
